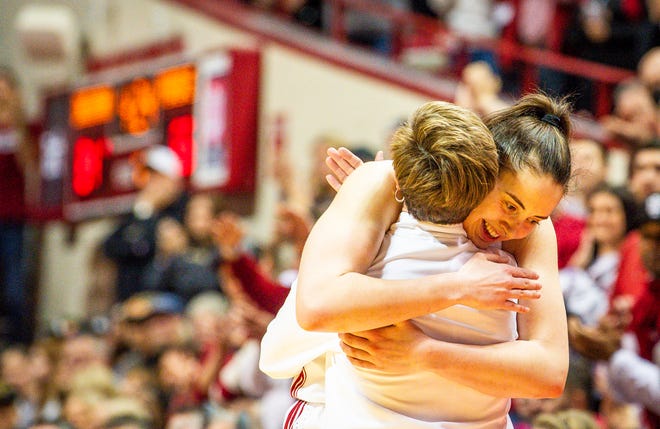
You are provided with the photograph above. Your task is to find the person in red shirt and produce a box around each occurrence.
[0,66,35,344]
[609,141,660,305]
[569,192,659,429]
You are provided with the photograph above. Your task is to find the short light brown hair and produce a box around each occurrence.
[390,101,498,224]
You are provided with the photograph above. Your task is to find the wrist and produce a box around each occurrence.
[437,272,464,305]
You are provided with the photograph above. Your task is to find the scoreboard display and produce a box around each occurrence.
[32,49,260,222]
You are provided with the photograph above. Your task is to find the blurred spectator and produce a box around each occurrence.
[142,217,219,303]
[26,339,59,424]
[212,211,290,315]
[609,141,660,307]
[428,0,513,69]
[208,300,282,429]
[61,364,118,429]
[141,218,188,291]
[261,205,312,285]
[183,193,222,272]
[560,184,638,326]
[0,66,36,345]
[114,366,161,427]
[553,138,609,269]
[561,1,657,112]
[600,79,658,148]
[454,60,510,117]
[0,382,19,429]
[85,244,118,318]
[569,192,659,429]
[53,329,113,423]
[515,0,567,49]
[102,145,189,302]
[274,133,342,221]
[96,396,154,429]
[427,0,513,39]
[562,138,610,219]
[1,337,63,427]
[158,345,206,416]
[638,47,660,104]
[282,0,324,29]
[324,0,412,54]
[1,345,36,427]
[164,406,205,429]
[511,396,566,429]
[113,292,188,375]
[531,409,600,429]
[562,0,656,70]
[627,140,660,206]
[184,292,230,414]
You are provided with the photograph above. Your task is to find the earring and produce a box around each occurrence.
[394,188,405,203]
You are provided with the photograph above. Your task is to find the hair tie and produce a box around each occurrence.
[540,113,561,129]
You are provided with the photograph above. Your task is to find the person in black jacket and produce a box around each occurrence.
[102,145,189,302]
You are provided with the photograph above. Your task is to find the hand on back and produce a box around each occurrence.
[455,252,542,313]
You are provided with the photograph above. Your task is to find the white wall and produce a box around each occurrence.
[2,0,435,324]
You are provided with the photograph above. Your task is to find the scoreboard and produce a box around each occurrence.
[32,49,260,222]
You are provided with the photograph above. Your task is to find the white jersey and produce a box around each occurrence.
[260,212,518,428]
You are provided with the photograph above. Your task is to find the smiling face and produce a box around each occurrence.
[463,168,565,249]
[587,190,628,249]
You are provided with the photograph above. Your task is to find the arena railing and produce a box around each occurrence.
[320,0,636,118]
[164,0,627,145]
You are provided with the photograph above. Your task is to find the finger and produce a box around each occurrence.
[508,266,540,280]
[339,331,373,343]
[332,151,360,175]
[326,147,357,173]
[337,147,364,168]
[510,289,542,300]
[513,279,542,290]
[501,300,531,313]
[375,150,384,161]
[339,338,372,360]
[325,156,350,179]
[345,355,376,370]
[325,174,341,192]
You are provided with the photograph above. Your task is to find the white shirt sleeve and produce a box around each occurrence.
[608,348,660,415]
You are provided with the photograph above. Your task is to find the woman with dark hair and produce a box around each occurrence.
[560,183,639,326]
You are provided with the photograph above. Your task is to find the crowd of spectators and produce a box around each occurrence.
[2,112,656,429]
[247,0,659,118]
[0,117,380,428]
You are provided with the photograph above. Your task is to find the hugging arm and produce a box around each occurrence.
[327,148,568,397]
[296,160,542,333]
[425,222,568,398]
[340,220,569,398]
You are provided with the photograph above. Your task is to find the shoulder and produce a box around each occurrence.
[320,159,400,235]
[335,160,397,205]
[348,160,394,183]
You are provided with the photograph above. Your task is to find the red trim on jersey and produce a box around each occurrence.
[284,399,307,429]
[290,367,306,398]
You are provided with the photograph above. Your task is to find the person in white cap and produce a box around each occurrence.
[102,145,189,302]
